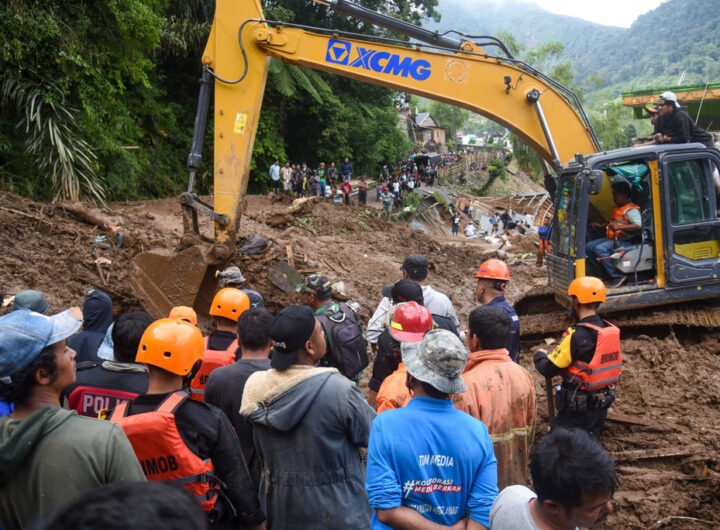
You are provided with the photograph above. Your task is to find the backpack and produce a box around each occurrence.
[316,303,369,379]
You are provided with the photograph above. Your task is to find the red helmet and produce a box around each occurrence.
[389,301,433,343]
[474,258,510,281]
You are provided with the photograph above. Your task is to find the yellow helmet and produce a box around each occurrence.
[568,276,606,304]
[136,318,203,376]
[209,288,250,322]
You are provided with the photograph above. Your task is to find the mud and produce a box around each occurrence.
[1,190,718,528]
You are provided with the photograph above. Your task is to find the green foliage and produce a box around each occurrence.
[403,191,422,209]
[488,159,507,182]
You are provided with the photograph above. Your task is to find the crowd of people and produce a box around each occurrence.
[0,252,622,530]
[268,156,439,211]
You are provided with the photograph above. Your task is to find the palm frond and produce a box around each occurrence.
[0,76,105,203]
[288,65,322,103]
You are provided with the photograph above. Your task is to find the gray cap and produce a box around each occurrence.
[13,290,50,315]
[401,329,468,394]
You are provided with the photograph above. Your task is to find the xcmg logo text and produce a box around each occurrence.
[325,39,431,81]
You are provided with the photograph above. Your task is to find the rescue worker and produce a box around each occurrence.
[189,288,250,401]
[474,258,520,363]
[537,217,552,266]
[375,302,434,413]
[169,305,198,325]
[586,180,641,288]
[533,277,622,438]
[455,306,536,490]
[108,318,266,529]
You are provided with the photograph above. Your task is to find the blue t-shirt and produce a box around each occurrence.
[366,397,498,529]
[487,295,520,363]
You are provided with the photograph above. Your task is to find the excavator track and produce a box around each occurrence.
[518,290,720,338]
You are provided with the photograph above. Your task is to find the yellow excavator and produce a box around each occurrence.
[131,0,720,334]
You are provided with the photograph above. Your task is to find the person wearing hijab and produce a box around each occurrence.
[67,290,114,363]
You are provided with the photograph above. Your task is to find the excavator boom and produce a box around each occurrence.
[131,0,601,318]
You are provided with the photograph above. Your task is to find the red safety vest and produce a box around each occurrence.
[562,322,622,391]
[606,203,640,240]
[110,391,218,511]
[68,386,139,418]
[189,336,238,402]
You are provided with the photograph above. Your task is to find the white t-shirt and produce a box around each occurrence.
[490,486,541,530]
[490,486,580,530]
[465,224,476,236]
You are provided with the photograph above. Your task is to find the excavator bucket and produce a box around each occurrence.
[130,246,218,321]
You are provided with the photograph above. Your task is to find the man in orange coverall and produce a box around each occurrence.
[455,305,536,490]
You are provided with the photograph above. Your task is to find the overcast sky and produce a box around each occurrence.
[531,0,666,27]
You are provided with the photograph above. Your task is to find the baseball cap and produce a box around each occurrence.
[402,329,468,394]
[296,274,332,299]
[384,279,424,305]
[658,91,680,108]
[270,306,316,371]
[169,306,198,326]
[644,104,661,115]
[401,254,428,277]
[242,289,265,308]
[0,308,83,383]
[12,290,50,314]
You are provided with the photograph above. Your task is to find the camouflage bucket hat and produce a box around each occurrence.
[296,274,332,299]
[401,329,468,394]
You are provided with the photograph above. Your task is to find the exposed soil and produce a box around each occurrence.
[1,190,718,528]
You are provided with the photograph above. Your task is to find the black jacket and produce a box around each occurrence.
[123,393,265,528]
[659,108,714,148]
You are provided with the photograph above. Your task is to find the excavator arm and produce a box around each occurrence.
[131,0,599,319]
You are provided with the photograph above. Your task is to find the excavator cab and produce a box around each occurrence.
[547,143,720,312]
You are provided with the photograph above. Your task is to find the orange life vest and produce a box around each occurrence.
[110,391,218,511]
[190,336,238,402]
[606,203,640,240]
[562,322,622,391]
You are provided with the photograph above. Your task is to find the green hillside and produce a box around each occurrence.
[432,0,720,92]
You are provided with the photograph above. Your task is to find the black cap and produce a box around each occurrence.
[388,279,424,304]
[270,306,316,371]
[401,254,428,277]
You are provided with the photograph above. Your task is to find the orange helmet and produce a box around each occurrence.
[136,318,204,376]
[568,276,606,304]
[209,288,250,322]
[168,306,198,326]
[389,301,434,343]
[474,258,510,281]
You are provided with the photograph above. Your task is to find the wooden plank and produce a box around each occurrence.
[285,244,295,269]
[612,444,703,462]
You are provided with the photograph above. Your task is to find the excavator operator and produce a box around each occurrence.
[586,181,641,288]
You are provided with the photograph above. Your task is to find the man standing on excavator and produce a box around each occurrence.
[533,277,622,438]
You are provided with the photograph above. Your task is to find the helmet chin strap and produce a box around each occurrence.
[184,359,203,390]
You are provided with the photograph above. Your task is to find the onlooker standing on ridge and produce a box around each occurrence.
[205,308,273,488]
[358,175,369,205]
[367,254,459,347]
[341,157,353,181]
[327,161,338,191]
[490,428,615,529]
[67,290,114,364]
[455,306,536,490]
[451,212,461,236]
[366,330,498,529]
[533,277,621,438]
[64,311,152,417]
[341,178,352,205]
[280,161,292,195]
[241,306,375,529]
[269,159,281,194]
[0,308,145,530]
[474,259,520,363]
